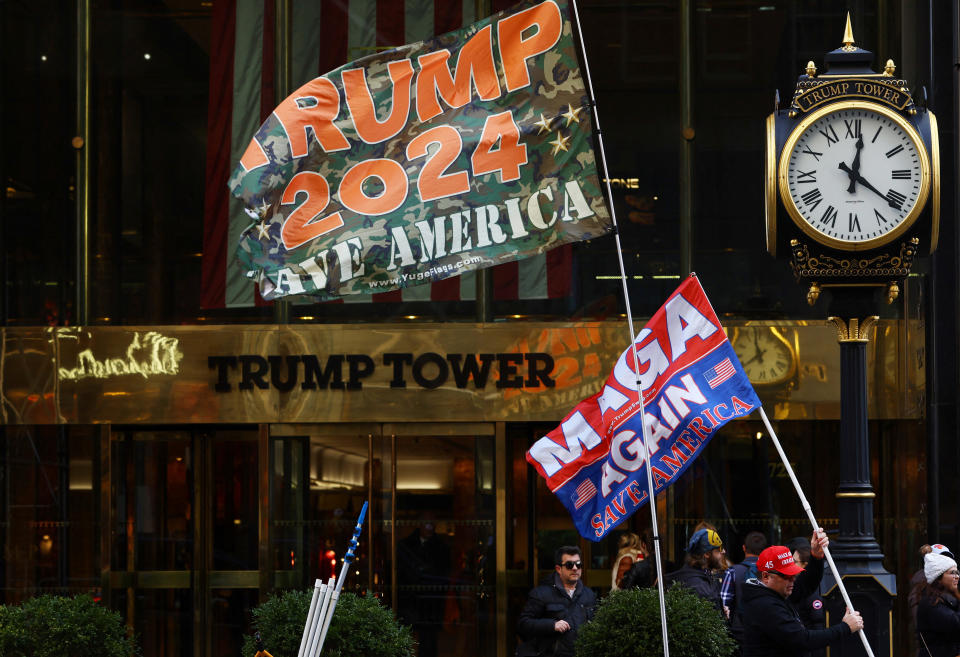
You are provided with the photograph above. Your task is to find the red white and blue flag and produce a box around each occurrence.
[526,275,762,540]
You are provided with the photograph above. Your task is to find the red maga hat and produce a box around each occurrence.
[757,545,804,576]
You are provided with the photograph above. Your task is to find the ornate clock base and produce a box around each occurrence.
[789,237,918,306]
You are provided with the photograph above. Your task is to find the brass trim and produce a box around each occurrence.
[765,113,778,256]
[778,101,932,251]
[835,491,876,498]
[368,433,374,593]
[258,424,272,602]
[196,430,210,657]
[889,609,894,656]
[270,423,381,437]
[75,0,91,324]
[495,423,507,657]
[210,570,260,588]
[390,433,397,614]
[928,111,940,253]
[99,424,112,606]
[827,316,879,343]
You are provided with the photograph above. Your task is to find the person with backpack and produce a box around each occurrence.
[721,531,769,651]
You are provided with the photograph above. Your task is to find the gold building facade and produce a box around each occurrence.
[2,2,956,657]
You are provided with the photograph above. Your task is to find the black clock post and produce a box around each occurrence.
[764,15,940,657]
[822,290,895,657]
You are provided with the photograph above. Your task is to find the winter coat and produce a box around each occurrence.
[726,556,759,642]
[516,573,597,657]
[916,590,960,657]
[664,565,724,610]
[611,548,641,590]
[739,557,850,657]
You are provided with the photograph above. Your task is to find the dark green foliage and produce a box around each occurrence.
[242,590,415,657]
[575,585,737,657]
[0,594,139,657]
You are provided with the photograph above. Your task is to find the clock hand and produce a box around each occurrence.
[838,162,902,209]
[846,135,864,193]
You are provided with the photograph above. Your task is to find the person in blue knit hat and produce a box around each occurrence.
[663,527,726,610]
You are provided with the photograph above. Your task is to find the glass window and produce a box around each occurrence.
[113,431,193,571]
[211,433,258,570]
[1,426,99,601]
[1,3,77,326]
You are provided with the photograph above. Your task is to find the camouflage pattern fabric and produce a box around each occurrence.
[229,0,612,300]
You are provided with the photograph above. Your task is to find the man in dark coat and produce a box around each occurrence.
[721,529,769,647]
[664,527,726,610]
[740,529,863,657]
[516,546,597,657]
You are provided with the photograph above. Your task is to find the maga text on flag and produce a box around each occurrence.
[526,276,762,540]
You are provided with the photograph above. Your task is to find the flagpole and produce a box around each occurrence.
[758,407,874,657]
[568,2,670,654]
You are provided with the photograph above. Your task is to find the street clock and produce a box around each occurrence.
[765,15,939,304]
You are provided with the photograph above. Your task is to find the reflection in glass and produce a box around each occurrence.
[112,432,193,571]
[212,436,258,570]
[130,588,193,657]
[2,426,98,602]
[394,435,496,657]
[211,588,258,657]
[271,433,370,594]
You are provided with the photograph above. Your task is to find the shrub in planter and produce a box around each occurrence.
[0,594,139,657]
[575,585,736,657]
[242,590,414,657]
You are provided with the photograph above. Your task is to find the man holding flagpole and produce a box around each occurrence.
[739,528,863,657]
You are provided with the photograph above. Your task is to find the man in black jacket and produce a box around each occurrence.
[516,546,597,657]
[740,529,863,657]
[664,527,726,610]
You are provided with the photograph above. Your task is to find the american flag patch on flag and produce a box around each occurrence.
[703,358,736,388]
[572,478,597,509]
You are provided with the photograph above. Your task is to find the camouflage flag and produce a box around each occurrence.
[229,0,612,301]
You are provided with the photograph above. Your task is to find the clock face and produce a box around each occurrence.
[731,327,796,386]
[779,101,930,251]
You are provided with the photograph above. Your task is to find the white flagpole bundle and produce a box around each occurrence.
[296,501,369,657]
[758,408,874,657]
[568,1,670,654]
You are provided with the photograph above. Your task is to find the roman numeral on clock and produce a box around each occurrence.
[848,212,861,233]
[796,170,817,184]
[885,144,904,158]
[844,119,861,138]
[874,208,888,226]
[871,126,883,143]
[820,205,838,228]
[891,169,911,179]
[886,189,907,210]
[801,145,823,161]
[819,124,839,146]
[800,188,823,210]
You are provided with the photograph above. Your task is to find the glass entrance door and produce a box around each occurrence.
[269,423,498,657]
[390,427,497,657]
[111,427,261,657]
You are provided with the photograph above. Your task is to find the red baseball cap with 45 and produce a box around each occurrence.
[757,545,804,576]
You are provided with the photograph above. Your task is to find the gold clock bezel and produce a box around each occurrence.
[731,326,798,387]
[765,113,777,256]
[778,100,932,252]
[928,110,940,254]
